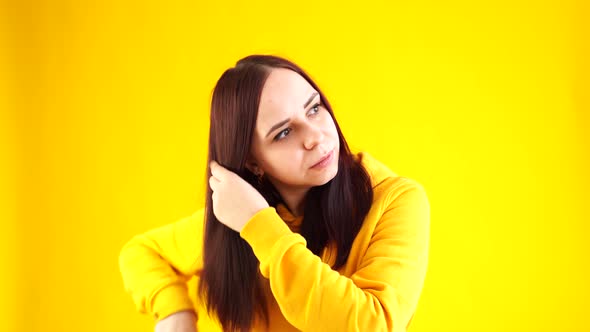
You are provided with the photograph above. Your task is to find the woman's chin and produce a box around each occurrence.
[311,164,339,186]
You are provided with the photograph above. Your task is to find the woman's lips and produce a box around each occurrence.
[311,149,335,169]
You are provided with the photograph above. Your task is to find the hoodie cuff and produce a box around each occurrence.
[151,282,195,322]
[240,207,298,276]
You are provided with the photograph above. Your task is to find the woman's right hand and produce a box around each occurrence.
[154,310,197,332]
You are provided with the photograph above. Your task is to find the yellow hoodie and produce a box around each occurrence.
[118,151,430,332]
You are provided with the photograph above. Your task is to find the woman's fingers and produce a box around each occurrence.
[209,160,228,180]
[206,160,269,232]
[209,174,221,191]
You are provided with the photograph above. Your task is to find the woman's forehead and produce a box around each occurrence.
[257,69,316,125]
[259,69,314,111]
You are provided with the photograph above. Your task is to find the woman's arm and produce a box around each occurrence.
[118,209,205,322]
[155,310,198,332]
[240,178,430,332]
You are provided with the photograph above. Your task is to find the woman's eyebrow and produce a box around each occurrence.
[303,92,319,108]
[265,118,290,138]
[265,92,319,138]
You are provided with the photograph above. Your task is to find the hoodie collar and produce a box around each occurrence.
[276,202,303,233]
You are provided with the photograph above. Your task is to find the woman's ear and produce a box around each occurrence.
[245,159,264,177]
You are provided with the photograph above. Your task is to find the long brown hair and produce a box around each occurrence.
[198,55,373,331]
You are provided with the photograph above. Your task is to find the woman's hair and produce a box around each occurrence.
[198,54,374,332]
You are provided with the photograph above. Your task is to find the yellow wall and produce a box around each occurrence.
[2,0,588,331]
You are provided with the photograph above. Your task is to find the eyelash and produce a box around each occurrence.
[273,102,321,142]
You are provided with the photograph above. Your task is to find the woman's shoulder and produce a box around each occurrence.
[356,151,427,206]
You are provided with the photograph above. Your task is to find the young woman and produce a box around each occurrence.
[119,54,430,332]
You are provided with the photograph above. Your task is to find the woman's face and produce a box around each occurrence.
[248,68,340,192]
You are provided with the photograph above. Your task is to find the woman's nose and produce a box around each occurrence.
[303,125,324,150]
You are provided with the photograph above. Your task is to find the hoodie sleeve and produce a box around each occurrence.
[118,209,205,322]
[239,178,430,332]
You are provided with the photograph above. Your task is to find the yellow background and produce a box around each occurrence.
[2,0,588,331]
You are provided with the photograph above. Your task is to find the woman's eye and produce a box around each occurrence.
[273,103,320,142]
[274,128,291,141]
[308,103,321,115]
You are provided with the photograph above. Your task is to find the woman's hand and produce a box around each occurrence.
[155,310,197,332]
[209,160,269,232]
